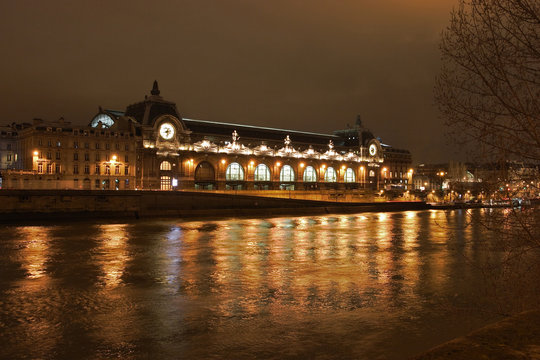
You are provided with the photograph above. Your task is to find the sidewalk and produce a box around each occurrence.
[411,310,540,360]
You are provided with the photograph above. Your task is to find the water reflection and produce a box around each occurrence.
[0,210,536,359]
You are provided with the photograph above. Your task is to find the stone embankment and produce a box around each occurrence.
[0,189,430,223]
[411,310,540,360]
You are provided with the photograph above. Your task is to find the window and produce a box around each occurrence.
[84,153,89,161]
[124,155,129,162]
[73,153,78,161]
[344,168,356,183]
[280,165,295,182]
[55,152,61,160]
[125,144,129,151]
[161,176,171,190]
[47,140,52,147]
[160,161,172,171]
[303,166,317,182]
[106,143,110,150]
[95,179,100,189]
[115,143,120,150]
[56,141,61,147]
[95,153,100,161]
[105,165,110,175]
[46,152,52,160]
[38,163,43,174]
[324,167,337,182]
[6,144,11,150]
[105,154,110,161]
[55,164,60,174]
[254,164,271,182]
[38,139,43,146]
[84,142,89,149]
[73,164,79,174]
[95,164,100,175]
[225,162,244,181]
[95,143,100,149]
[125,179,129,187]
[124,165,129,176]
[74,141,79,149]
[115,165,120,175]
[369,170,375,177]
[84,164,90,174]
[7,154,11,162]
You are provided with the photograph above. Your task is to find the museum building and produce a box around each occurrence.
[0,82,412,191]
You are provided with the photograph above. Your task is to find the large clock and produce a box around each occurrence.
[369,144,377,156]
[159,123,175,140]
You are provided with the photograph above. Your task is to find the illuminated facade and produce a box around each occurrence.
[0,82,412,192]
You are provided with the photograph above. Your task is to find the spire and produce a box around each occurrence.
[356,114,362,128]
[151,80,160,96]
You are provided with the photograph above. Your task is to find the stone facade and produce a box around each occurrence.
[0,82,413,192]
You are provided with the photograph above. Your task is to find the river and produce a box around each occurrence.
[0,209,536,359]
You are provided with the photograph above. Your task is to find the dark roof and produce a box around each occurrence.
[124,96,180,126]
[182,118,340,146]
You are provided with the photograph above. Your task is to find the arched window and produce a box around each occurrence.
[303,166,317,182]
[369,170,375,177]
[226,162,244,181]
[160,161,172,171]
[324,167,337,182]
[254,164,271,181]
[344,168,356,183]
[280,165,295,182]
[195,161,215,181]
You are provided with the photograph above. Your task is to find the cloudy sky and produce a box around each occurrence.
[0,0,459,163]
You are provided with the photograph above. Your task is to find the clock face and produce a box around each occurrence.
[369,144,377,156]
[159,123,175,140]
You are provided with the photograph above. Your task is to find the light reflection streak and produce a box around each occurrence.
[97,224,129,287]
[18,226,51,279]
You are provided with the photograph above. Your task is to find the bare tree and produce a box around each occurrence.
[436,0,540,315]
[436,0,540,163]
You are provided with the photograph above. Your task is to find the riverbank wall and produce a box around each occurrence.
[0,189,430,222]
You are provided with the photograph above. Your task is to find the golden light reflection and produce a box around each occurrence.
[19,226,51,279]
[98,224,129,287]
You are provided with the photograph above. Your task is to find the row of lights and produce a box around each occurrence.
[33,151,119,163]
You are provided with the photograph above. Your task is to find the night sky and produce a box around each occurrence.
[0,0,459,163]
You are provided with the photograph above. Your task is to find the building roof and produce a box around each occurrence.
[182,118,339,146]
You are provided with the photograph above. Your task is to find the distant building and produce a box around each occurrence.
[1,82,412,192]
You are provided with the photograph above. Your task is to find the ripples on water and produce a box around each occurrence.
[0,210,533,359]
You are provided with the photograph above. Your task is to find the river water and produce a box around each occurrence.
[0,209,535,359]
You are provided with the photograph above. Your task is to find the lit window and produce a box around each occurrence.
[280,165,295,182]
[369,170,375,177]
[344,168,356,183]
[160,161,172,171]
[303,166,317,182]
[324,167,337,182]
[254,164,271,182]
[90,114,115,128]
[160,176,171,190]
[226,162,244,181]
[115,165,120,175]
